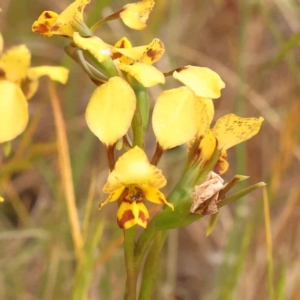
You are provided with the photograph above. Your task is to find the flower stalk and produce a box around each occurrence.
[138,231,167,300]
[123,227,138,300]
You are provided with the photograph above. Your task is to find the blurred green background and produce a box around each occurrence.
[1,0,300,299]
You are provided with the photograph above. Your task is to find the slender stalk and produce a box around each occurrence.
[48,81,83,260]
[123,227,138,300]
[263,187,275,300]
[106,145,116,171]
[131,85,150,149]
[82,171,97,241]
[150,143,164,165]
[131,108,144,149]
[135,221,157,269]
[90,11,121,32]
[75,49,105,82]
[3,179,31,225]
[138,231,167,300]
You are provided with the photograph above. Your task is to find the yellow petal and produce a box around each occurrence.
[32,0,91,37]
[118,62,165,87]
[73,32,113,63]
[0,81,29,143]
[134,201,150,228]
[195,97,213,137]
[103,147,166,192]
[0,196,4,202]
[117,200,149,229]
[173,66,225,99]
[120,0,155,30]
[152,87,199,150]
[32,11,59,37]
[113,37,135,64]
[199,130,217,162]
[22,78,39,100]
[138,38,165,65]
[0,45,31,84]
[28,66,69,84]
[113,45,147,65]
[213,114,264,151]
[204,99,214,125]
[113,39,164,65]
[140,185,174,210]
[214,150,229,175]
[99,186,125,209]
[85,77,136,146]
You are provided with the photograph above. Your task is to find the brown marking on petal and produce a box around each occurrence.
[0,69,6,79]
[175,67,187,72]
[44,12,52,19]
[117,210,135,228]
[78,5,83,12]
[138,210,149,227]
[119,40,126,48]
[32,23,50,34]
[122,198,132,204]
[157,197,165,204]
[112,52,122,60]
[145,48,163,62]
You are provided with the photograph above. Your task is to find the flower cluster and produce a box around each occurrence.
[32,0,264,230]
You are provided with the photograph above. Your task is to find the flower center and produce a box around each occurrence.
[124,186,144,203]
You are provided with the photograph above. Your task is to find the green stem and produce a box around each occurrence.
[123,227,138,300]
[131,85,150,148]
[131,109,144,148]
[106,145,115,171]
[101,58,119,77]
[150,143,164,165]
[135,221,157,269]
[138,231,167,300]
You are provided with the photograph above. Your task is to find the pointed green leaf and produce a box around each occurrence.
[218,182,266,209]
[206,213,219,236]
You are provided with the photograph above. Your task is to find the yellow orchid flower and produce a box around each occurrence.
[100,146,173,229]
[32,0,90,38]
[114,37,165,87]
[85,77,136,146]
[73,33,165,87]
[0,43,69,143]
[119,0,155,30]
[173,65,225,99]
[0,44,69,96]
